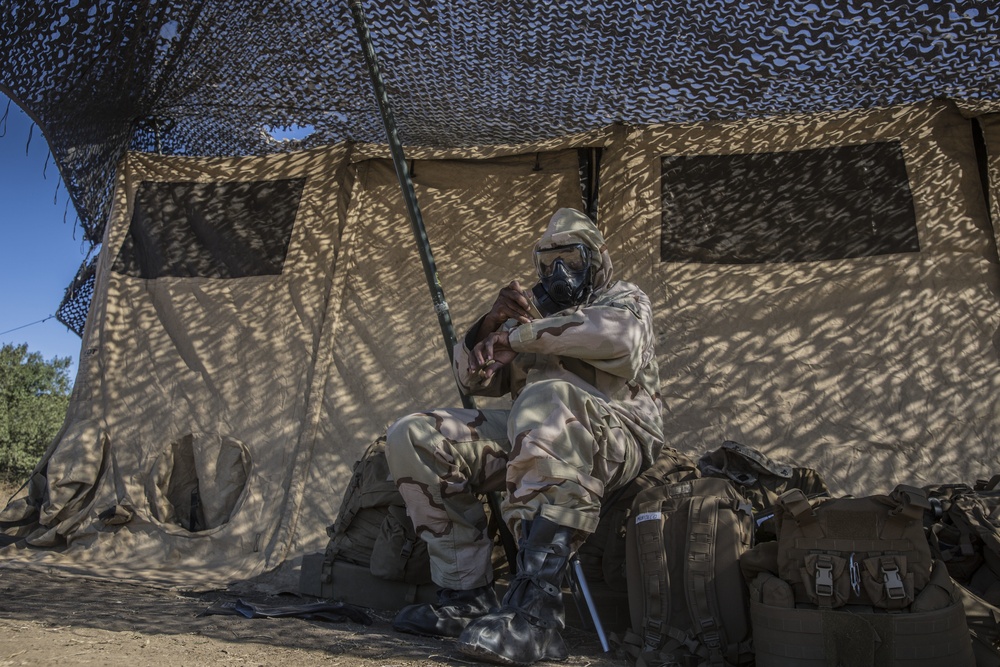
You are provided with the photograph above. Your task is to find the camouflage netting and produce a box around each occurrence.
[2,1,1000,334]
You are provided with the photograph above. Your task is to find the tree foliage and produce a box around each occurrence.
[0,343,71,483]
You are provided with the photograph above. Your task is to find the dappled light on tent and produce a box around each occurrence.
[606,102,1000,496]
[2,100,1000,590]
[0,145,355,587]
[0,419,108,545]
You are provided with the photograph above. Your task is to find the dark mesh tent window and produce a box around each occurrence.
[112,179,304,278]
[660,142,919,264]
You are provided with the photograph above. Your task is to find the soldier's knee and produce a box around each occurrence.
[519,378,574,398]
[513,379,578,409]
[385,412,434,466]
[510,380,591,437]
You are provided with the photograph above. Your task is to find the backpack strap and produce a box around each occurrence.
[776,488,823,538]
[777,488,812,519]
[617,628,689,667]
[635,503,671,653]
[633,500,703,664]
[685,494,726,667]
[880,485,932,539]
[889,484,931,520]
[975,475,1000,492]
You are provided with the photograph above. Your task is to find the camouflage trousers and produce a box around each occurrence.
[385,379,642,590]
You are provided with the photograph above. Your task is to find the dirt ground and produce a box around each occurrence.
[0,564,628,667]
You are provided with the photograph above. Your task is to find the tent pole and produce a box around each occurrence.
[348,0,472,410]
[348,0,519,571]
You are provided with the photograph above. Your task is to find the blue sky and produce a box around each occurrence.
[0,93,89,380]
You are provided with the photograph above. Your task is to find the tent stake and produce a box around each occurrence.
[348,0,519,572]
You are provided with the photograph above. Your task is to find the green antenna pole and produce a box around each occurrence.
[348,0,519,570]
[348,0,473,410]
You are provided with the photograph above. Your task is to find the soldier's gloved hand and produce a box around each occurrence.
[470,330,516,381]
[481,280,533,335]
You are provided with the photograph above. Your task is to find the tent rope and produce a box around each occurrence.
[0,315,55,336]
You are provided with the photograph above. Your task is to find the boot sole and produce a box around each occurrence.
[392,619,463,638]
[456,639,567,666]
[457,641,521,666]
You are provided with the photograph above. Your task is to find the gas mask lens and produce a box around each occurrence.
[536,244,590,278]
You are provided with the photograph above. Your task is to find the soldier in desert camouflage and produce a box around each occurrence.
[385,208,664,666]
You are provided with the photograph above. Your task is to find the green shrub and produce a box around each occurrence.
[0,343,71,484]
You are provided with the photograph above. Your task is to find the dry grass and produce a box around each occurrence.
[0,478,23,506]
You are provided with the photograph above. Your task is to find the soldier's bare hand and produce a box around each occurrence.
[482,280,533,333]
[470,330,516,381]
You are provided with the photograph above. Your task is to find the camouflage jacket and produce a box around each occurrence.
[453,279,664,468]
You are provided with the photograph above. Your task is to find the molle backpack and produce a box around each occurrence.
[324,435,431,584]
[697,440,830,543]
[622,476,755,667]
[743,485,975,667]
[577,446,700,588]
[924,477,1000,664]
[924,477,1000,597]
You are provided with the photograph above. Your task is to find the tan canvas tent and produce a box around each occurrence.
[3,99,1000,590]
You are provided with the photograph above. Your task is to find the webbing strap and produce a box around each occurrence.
[619,628,686,667]
[879,555,906,600]
[815,553,835,608]
[637,506,669,651]
[778,488,823,538]
[794,537,914,552]
[888,484,931,523]
[987,502,1000,525]
[685,495,726,667]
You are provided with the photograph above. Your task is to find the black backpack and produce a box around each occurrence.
[577,446,700,588]
[924,477,1000,664]
[621,477,755,667]
[698,440,830,543]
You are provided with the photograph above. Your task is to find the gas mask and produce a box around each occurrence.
[531,243,593,316]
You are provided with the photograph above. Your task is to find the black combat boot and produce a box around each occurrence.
[392,584,499,637]
[456,517,575,666]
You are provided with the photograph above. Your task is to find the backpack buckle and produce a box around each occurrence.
[701,629,722,650]
[400,539,414,559]
[881,558,906,600]
[644,618,663,651]
[815,556,834,597]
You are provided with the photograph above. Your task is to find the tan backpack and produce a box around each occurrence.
[743,485,975,667]
[325,435,431,584]
[775,485,934,608]
[577,446,700,588]
[299,436,438,609]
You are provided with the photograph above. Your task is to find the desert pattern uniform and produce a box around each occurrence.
[386,214,663,591]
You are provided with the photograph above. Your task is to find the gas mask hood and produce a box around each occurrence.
[531,243,592,316]
[530,209,610,316]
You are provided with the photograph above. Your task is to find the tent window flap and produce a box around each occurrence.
[112,178,304,279]
[660,142,920,264]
